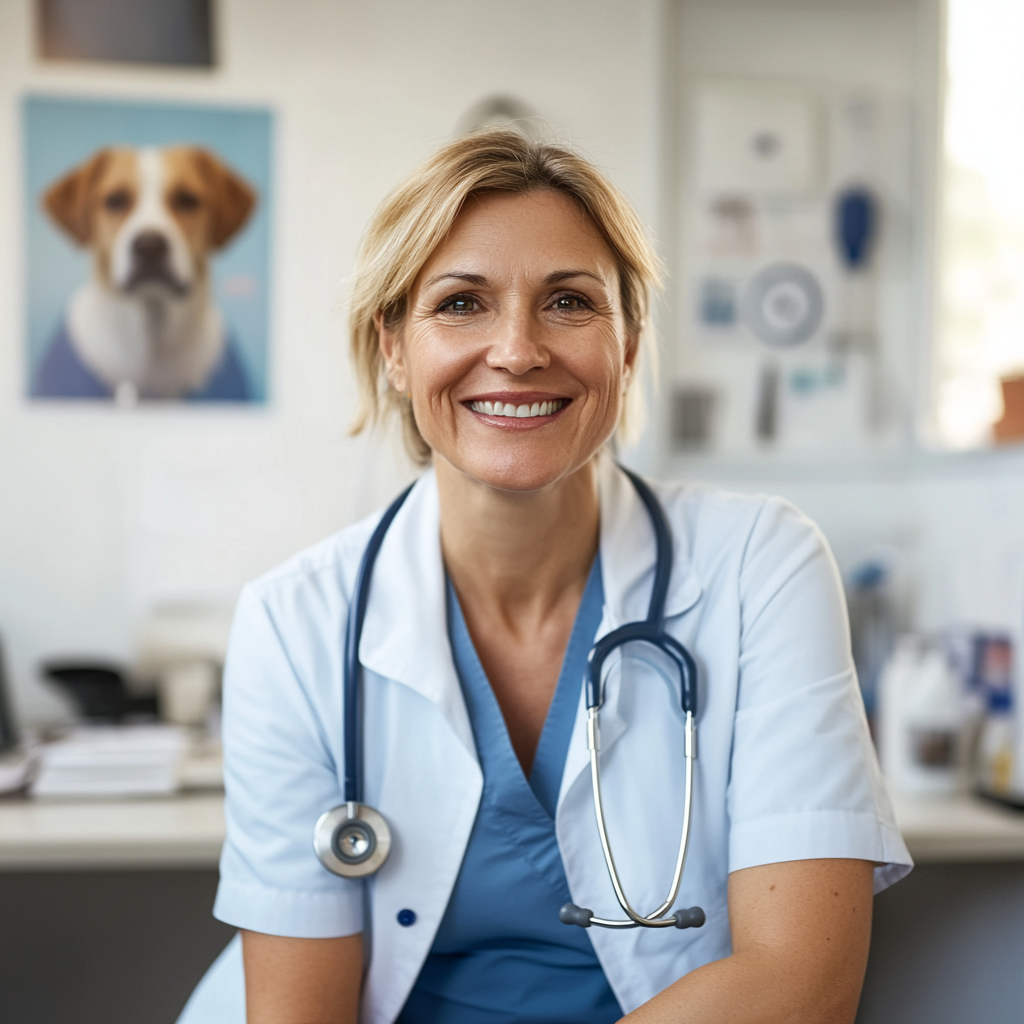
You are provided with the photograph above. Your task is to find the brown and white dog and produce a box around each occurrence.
[34,145,256,401]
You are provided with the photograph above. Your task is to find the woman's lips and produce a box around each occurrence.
[462,396,570,429]
[468,398,566,419]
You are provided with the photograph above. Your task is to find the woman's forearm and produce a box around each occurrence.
[622,944,860,1024]
[623,859,874,1024]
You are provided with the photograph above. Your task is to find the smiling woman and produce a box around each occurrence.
[348,130,660,464]
[184,128,912,1024]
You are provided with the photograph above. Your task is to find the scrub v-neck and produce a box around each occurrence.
[396,555,621,1024]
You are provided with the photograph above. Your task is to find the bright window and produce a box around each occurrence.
[937,0,1024,448]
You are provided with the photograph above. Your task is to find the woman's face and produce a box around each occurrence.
[379,189,637,493]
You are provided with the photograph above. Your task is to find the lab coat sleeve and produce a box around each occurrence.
[213,583,364,937]
[726,498,912,892]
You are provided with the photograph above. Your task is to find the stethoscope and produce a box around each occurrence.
[314,467,705,932]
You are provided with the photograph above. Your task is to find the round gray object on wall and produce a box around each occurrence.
[741,262,824,347]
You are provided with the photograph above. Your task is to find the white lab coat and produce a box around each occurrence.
[179,457,911,1024]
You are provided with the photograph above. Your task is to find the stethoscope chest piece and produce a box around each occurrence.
[314,802,391,878]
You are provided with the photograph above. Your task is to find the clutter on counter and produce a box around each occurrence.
[876,628,1020,804]
[31,724,187,798]
[10,724,224,800]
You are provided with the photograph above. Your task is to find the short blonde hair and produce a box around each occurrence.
[348,127,662,463]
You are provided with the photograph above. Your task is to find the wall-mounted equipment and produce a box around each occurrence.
[673,80,911,461]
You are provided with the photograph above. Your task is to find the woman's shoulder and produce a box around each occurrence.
[647,477,830,581]
[653,477,817,540]
[241,508,384,619]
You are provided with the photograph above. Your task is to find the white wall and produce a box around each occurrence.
[0,0,661,723]
[2,0,1023,727]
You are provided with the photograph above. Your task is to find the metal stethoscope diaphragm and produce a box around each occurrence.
[314,468,705,932]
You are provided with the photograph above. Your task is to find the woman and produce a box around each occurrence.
[183,128,911,1024]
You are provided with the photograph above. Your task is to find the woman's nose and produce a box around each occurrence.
[485,307,550,375]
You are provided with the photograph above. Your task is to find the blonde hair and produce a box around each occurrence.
[348,126,663,463]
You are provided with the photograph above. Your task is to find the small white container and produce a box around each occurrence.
[878,636,965,796]
[158,660,220,727]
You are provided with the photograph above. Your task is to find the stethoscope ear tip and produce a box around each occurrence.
[673,906,705,929]
[559,902,594,928]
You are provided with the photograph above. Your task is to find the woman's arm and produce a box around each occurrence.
[242,931,363,1024]
[624,858,874,1024]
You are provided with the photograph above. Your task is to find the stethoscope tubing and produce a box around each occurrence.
[324,466,705,933]
[343,482,415,804]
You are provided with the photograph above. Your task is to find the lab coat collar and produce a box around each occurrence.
[358,469,477,756]
[357,456,703,756]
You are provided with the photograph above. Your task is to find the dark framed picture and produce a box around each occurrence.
[37,0,215,67]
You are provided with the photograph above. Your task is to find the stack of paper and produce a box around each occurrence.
[31,724,188,798]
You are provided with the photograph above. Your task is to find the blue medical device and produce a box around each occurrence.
[314,468,706,932]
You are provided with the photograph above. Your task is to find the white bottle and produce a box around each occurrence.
[878,636,964,796]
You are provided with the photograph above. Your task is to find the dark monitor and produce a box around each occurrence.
[0,638,18,754]
[37,0,214,67]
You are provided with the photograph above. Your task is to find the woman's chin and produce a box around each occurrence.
[438,446,594,495]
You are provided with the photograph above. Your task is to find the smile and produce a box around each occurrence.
[468,399,566,418]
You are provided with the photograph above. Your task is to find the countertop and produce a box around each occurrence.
[891,791,1024,863]
[0,793,225,869]
[2,791,1024,870]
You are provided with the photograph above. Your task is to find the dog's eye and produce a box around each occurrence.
[103,189,132,213]
[170,188,201,213]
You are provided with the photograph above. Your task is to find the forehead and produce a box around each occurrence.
[421,190,617,279]
[162,147,208,189]
[95,149,139,191]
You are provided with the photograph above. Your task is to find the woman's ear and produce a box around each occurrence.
[375,311,408,394]
[623,334,641,381]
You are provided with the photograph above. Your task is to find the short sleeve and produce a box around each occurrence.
[213,584,364,937]
[726,499,912,893]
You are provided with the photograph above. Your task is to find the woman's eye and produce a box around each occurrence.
[554,294,588,312]
[440,295,476,314]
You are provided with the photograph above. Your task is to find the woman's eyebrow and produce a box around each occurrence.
[543,269,605,285]
[423,269,608,288]
[423,271,487,288]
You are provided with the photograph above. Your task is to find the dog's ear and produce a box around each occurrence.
[191,149,257,249]
[42,150,113,246]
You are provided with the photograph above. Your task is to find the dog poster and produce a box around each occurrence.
[24,95,272,404]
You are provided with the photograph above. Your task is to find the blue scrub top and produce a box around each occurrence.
[397,556,622,1024]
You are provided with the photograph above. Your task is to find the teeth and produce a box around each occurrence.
[469,399,564,418]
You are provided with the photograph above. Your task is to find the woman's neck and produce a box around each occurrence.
[435,455,601,624]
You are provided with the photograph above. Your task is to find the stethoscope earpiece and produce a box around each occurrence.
[314,802,392,878]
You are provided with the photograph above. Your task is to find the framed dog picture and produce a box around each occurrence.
[23,95,272,405]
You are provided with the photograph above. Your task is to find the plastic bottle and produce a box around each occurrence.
[977,689,1015,795]
[878,636,964,796]
[972,635,1016,796]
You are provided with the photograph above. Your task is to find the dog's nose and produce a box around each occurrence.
[132,231,169,265]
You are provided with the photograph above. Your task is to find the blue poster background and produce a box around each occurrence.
[23,95,273,403]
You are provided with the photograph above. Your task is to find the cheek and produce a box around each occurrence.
[171,212,211,263]
[92,214,128,279]
[575,326,629,393]
[405,330,477,399]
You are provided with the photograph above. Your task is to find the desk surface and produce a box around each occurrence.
[891,792,1024,863]
[2,791,1024,870]
[0,793,225,869]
